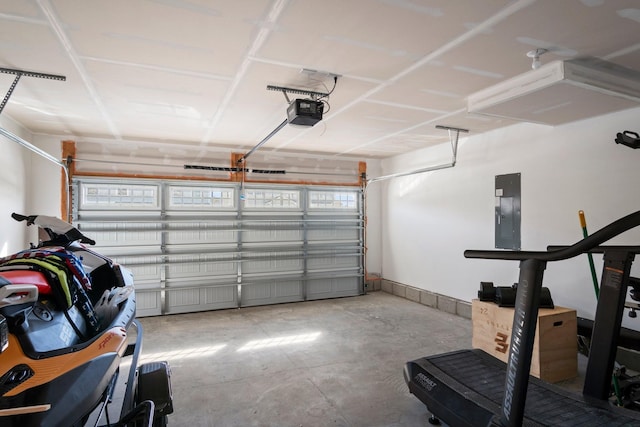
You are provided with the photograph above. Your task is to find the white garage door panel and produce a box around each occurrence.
[164,226,238,245]
[165,255,238,278]
[203,285,237,305]
[164,284,238,314]
[307,277,360,300]
[79,224,162,247]
[95,246,162,258]
[307,253,361,270]
[306,228,360,241]
[164,244,238,255]
[242,228,303,243]
[242,251,305,274]
[74,179,364,317]
[241,279,303,307]
[135,290,162,316]
[112,256,164,282]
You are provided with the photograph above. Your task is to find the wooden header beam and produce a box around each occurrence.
[61,145,366,202]
[61,140,76,221]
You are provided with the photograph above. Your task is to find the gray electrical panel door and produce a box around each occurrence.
[495,173,521,250]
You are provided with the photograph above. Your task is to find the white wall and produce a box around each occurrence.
[29,134,65,217]
[364,160,382,278]
[0,124,64,252]
[0,117,32,253]
[380,107,640,325]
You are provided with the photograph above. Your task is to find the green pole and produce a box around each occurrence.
[579,210,599,298]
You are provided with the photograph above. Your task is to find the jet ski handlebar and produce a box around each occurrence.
[11,212,96,246]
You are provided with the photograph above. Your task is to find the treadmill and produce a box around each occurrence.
[404,210,640,426]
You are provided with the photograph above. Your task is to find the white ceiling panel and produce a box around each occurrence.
[0,0,638,164]
[52,0,269,75]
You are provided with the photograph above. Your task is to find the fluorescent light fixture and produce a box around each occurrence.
[468,58,640,125]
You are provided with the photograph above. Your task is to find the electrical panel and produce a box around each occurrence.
[495,173,521,250]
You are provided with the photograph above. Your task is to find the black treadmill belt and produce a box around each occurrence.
[425,350,640,426]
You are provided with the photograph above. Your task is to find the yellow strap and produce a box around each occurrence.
[4,258,72,307]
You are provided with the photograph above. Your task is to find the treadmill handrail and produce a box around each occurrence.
[547,245,640,253]
[465,210,640,261]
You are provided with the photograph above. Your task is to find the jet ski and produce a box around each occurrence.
[0,213,173,427]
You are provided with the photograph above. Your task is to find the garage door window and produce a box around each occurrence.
[309,190,358,209]
[169,186,235,209]
[82,183,159,209]
[241,189,300,209]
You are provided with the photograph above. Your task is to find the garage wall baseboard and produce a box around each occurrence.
[372,280,640,371]
[371,279,471,320]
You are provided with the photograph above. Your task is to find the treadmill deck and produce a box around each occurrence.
[405,349,640,426]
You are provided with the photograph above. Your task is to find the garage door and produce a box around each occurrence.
[72,178,364,316]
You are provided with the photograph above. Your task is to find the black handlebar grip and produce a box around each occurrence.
[11,213,36,225]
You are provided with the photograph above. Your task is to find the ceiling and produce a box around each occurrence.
[1,0,639,165]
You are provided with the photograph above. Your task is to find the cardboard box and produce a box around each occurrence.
[472,299,577,383]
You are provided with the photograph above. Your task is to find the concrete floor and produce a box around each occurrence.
[137,291,473,427]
